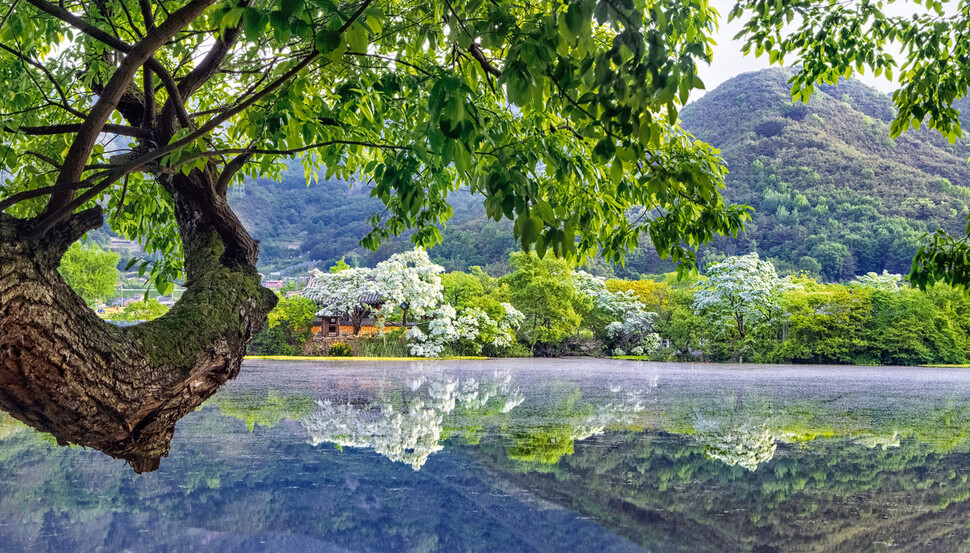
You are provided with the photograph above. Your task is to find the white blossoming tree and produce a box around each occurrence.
[575,271,661,356]
[452,303,525,355]
[851,271,903,292]
[693,254,801,340]
[303,268,379,335]
[374,249,445,327]
[407,302,524,358]
[406,304,459,357]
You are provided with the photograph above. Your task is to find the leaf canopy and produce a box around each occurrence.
[0,0,749,289]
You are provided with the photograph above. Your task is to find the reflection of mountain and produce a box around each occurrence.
[472,432,970,553]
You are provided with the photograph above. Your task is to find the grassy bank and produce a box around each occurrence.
[245,355,489,361]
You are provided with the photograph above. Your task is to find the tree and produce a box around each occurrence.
[303,267,378,335]
[0,0,746,471]
[329,257,352,273]
[693,253,798,340]
[574,271,660,355]
[58,242,120,305]
[440,271,485,310]
[106,298,170,323]
[731,0,970,292]
[374,249,445,327]
[266,294,317,343]
[502,251,585,354]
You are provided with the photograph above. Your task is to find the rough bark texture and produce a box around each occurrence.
[0,197,276,472]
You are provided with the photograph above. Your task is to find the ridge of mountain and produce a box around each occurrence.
[681,67,970,279]
[229,67,970,280]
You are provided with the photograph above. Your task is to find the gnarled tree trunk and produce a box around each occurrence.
[0,178,276,472]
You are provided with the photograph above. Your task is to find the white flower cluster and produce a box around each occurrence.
[576,271,661,355]
[407,303,524,358]
[406,305,459,357]
[303,267,378,318]
[693,253,802,336]
[574,271,646,320]
[850,270,903,291]
[302,372,524,469]
[373,248,445,320]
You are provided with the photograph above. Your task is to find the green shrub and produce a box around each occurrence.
[329,343,353,357]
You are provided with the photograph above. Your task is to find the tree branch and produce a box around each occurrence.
[34,0,215,217]
[33,52,321,234]
[24,0,192,130]
[0,42,84,119]
[165,140,411,170]
[0,176,108,212]
[215,152,252,196]
[32,0,375,234]
[4,123,151,139]
[158,1,250,136]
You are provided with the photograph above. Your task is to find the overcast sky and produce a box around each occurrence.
[696,0,932,99]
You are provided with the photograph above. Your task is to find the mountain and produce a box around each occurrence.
[229,68,970,280]
[681,68,970,279]
[228,166,518,275]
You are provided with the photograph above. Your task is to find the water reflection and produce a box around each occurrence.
[3,360,970,552]
[302,370,524,469]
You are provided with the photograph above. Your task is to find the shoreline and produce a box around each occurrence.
[244,355,489,361]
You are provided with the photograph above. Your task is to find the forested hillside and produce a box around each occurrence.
[228,166,518,275]
[231,68,970,281]
[682,68,970,280]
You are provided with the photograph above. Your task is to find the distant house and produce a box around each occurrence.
[313,293,386,338]
[263,280,284,289]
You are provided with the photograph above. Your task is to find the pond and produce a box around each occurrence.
[3,359,970,552]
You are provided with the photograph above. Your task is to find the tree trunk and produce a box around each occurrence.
[0,175,275,472]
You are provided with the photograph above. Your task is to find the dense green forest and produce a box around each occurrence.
[229,68,970,280]
[682,68,970,280]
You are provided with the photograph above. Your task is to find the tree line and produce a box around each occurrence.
[251,249,970,365]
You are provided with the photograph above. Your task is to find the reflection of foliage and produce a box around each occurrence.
[473,429,970,553]
[7,364,970,552]
[210,390,314,432]
[506,390,598,466]
[506,384,653,469]
[0,412,27,440]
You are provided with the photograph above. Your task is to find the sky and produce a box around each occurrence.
[697,0,933,99]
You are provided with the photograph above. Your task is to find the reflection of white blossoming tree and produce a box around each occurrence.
[302,372,524,469]
[692,416,778,471]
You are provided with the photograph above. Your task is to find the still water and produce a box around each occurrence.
[3,359,970,552]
